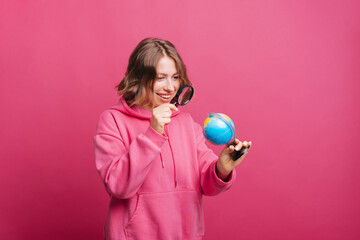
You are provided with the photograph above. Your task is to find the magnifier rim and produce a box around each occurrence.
[173,84,194,106]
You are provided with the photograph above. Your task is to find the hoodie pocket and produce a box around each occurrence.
[124,190,203,240]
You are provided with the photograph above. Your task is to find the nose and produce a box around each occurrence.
[164,78,175,92]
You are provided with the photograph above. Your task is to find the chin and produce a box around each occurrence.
[155,95,173,105]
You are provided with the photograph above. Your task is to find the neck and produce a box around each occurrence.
[135,103,153,112]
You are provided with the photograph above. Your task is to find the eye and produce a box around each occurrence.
[157,76,165,80]
[173,76,180,80]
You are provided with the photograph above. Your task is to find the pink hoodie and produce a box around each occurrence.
[94,97,236,240]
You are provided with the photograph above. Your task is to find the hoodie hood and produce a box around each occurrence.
[110,96,181,120]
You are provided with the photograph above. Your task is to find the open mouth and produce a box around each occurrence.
[157,94,173,100]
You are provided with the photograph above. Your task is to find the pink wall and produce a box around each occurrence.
[1,0,359,239]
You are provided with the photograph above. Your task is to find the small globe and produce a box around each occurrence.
[202,113,235,145]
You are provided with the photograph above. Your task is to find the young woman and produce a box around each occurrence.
[94,38,252,240]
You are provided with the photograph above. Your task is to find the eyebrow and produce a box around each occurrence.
[157,72,179,76]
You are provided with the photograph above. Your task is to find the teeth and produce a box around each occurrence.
[159,95,171,99]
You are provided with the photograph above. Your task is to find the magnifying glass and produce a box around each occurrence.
[171,84,194,106]
[211,113,251,161]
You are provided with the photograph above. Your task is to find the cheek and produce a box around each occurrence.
[151,85,161,104]
[173,81,180,91]
[153,82,162,93]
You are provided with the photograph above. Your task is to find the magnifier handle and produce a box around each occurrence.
[229,142,251,161]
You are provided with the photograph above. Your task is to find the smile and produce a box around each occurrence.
[157,94,172,99]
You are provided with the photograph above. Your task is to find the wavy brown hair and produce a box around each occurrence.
[117,38,192,107]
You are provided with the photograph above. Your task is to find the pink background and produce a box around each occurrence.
[1,0,359,239]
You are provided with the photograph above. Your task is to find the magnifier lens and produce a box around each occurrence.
[178,87,193,105]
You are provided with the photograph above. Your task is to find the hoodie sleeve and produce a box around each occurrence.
[94,110,167,199]
[192,120,236,196]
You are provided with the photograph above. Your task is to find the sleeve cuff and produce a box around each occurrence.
[141,126,168,149]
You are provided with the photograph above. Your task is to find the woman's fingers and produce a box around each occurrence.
[230,139,252,157]
[151,104,177,134]
[228,144,235,152]
[155,103,178,112]
[166,103,178,112]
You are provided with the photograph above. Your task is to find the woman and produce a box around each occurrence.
[94,38,252,240]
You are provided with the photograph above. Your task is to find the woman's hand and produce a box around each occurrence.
[151,103,178,134]
[216,139,252,181]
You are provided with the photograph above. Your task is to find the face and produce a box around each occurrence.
[151,56,180,108]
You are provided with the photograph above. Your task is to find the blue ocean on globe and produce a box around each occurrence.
[202,113,235,145]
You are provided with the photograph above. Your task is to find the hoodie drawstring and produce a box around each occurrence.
[165,126,177,188]
[160,153,165,168]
